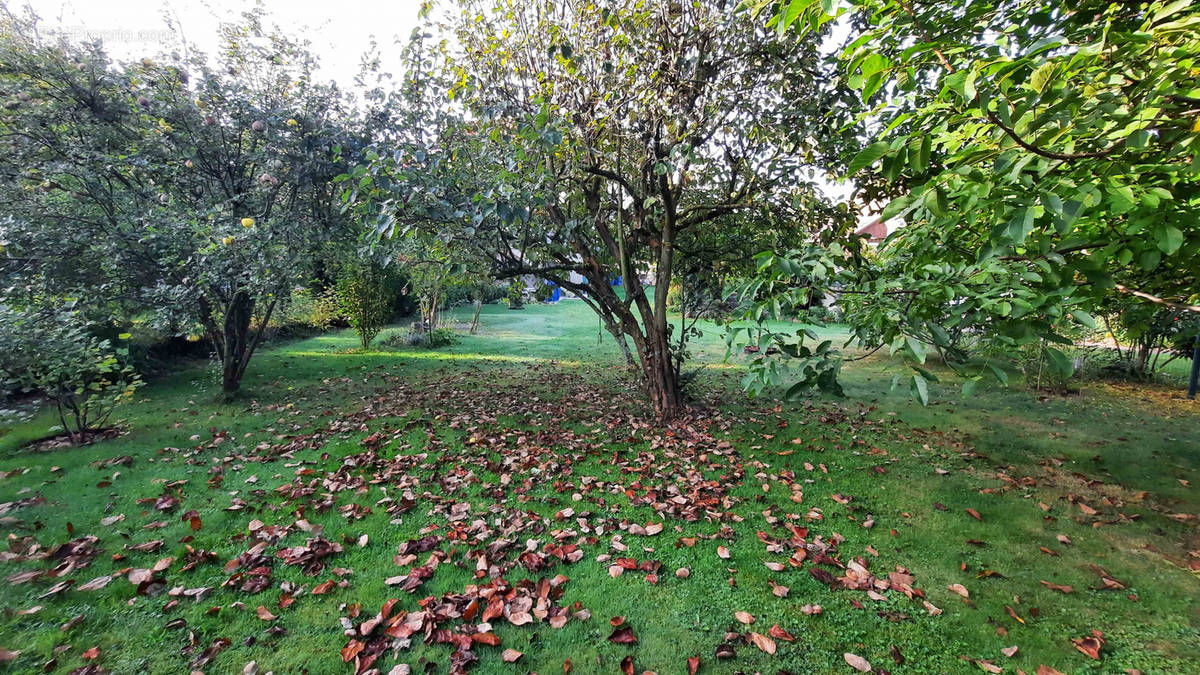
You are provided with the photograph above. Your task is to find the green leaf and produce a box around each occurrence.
[1029,62,1056,94]
[961,377,981,397]
[945,70,977,101]
[1040,191,1063,215]
[905,335,927,364]
[1069,310,1096,329]
[912,364,940,383]
[1107,185,1136,214]
[1005,207,1035,244]
[1153,0,1194,23]
[1155,224,1183,254]
[1046,347,1075,377]
[928,322,951,347]
[910,373,929,405]
[784,380,810,400]
[848,141,891,174]
[880,195,911,220]
[910,135,931,173]
[986,363,1010,387]
[778,0,816,33]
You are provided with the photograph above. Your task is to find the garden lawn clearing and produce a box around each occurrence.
[1,301,1198,674]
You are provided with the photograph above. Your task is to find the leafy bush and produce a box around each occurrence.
[426,327,459,348]
[1106,304,1200,379]
[505,281,525,310]
[0,307,143,443]
[375,329,411,350]
[335,265,398,349]
[666,280,683,310]
[377,325,459,350]
[285,287,340,330]
[533,282,555,302]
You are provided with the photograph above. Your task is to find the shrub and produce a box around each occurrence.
[335,264,397,349]
[1107,304,1200,380]
[0,307,143,443]
[426,327,459,348]
[533,282,555,302]
[505,281,525,310]
[286,286,340,330]
[375,329,411,350]
[377,325,459,350]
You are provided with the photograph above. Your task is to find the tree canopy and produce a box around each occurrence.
[739,0,1200,400]
[1,9,366,396]
[343,0,856,419]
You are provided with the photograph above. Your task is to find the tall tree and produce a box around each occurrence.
[346,0,852,420]
[0,8,361,397]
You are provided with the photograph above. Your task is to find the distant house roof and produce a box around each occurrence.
[855,218,888,242]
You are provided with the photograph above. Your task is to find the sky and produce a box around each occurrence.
[18,0,424,86]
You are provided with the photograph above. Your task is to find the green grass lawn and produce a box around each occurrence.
[1,300,1198,674]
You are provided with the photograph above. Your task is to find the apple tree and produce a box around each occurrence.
[0,10,362,397]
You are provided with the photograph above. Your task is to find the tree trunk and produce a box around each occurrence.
[1133,340,1152,379]
[221,291,254,398]
[611,328,635,367]
[637,323,684,421]
[470,295,483,334]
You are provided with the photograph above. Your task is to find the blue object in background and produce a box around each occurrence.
[542,279,562,302]
[611,276,623,286]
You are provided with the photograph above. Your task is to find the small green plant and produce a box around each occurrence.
[505,281,525,310]
[0,307,143,443]
[335,264,397,349]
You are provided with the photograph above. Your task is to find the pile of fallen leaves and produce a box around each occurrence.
[341,575,587,674]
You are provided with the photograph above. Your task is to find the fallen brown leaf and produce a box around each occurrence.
[1071,631,1105,659]
[844,652,872,672]
[608,625,637,644]
[748,632,776,655]
[768,624,795,642]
